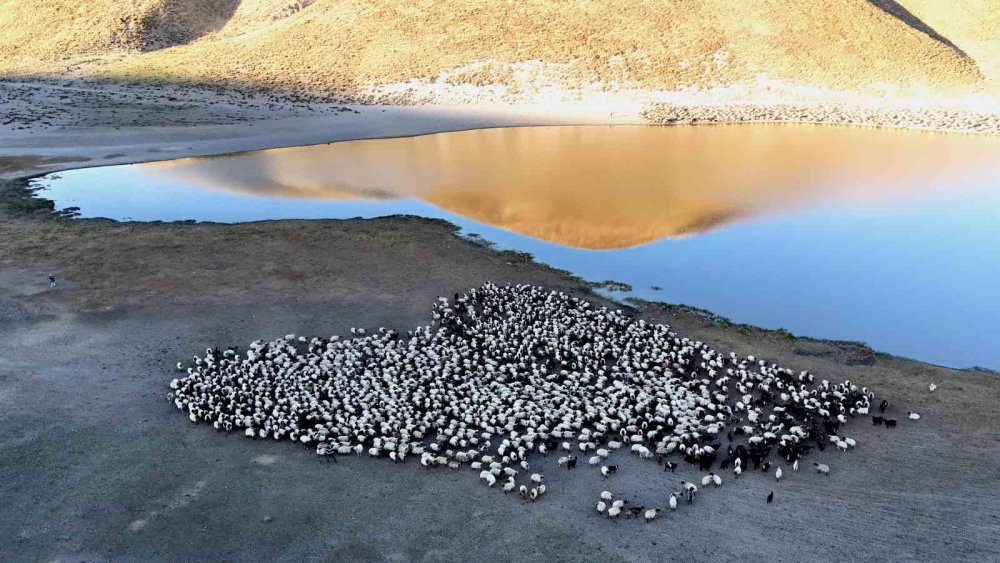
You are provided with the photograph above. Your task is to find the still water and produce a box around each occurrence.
[33,125,1000,369]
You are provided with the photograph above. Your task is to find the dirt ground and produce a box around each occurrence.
[1,167,999,562]
[1,78,999,561]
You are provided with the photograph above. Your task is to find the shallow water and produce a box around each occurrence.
[33,125,1000,369]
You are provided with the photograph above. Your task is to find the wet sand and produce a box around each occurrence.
[1,79,999,561]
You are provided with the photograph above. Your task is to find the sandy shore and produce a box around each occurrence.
[2,78,1000,561]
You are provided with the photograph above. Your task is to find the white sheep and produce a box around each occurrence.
[600,490,614,501]
[775,468,782,481]
[908,411,921,420]
[596,500,607,514]
[607,506,622,519]
[530,473,543,484]
[589,456,601,465]
[644,508,661,522]
[814,462,830,476]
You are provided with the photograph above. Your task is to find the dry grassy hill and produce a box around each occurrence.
[1,0,997,101]
[894,0,1000,85]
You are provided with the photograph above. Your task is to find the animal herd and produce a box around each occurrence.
[169,283,920,516]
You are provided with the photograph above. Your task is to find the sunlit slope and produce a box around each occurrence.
[0,0,988,98]
[897,0,1000,85]
[0,0,240,67]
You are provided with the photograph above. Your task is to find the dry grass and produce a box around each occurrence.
[0,0,995,99]
[897,0,1000,84]
[0,0,240,64]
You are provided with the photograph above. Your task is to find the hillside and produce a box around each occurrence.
[0,0,997,103]
[892,0,1000,85]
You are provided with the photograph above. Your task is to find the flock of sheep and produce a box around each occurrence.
[169,283,898,516]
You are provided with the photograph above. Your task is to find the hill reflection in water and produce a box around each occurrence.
[145,125,997,249]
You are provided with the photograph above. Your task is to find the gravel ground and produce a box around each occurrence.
[1,176,999,561]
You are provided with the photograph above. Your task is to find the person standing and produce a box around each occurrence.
[49,273,56,289]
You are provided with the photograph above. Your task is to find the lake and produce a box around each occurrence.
[31,125,1000,370]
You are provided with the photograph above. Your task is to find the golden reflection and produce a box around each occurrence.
[143,125,999,249]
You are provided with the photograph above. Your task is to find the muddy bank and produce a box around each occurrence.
[1,173,999,561]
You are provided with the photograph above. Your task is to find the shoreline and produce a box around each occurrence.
[3,76,1000,373]
[2,77,998,373]
[641,101,1000,134]
[5,171,998,376]
[3,77,1000,181]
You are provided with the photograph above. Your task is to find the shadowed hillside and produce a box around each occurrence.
[0,0,996,101]
[0,0,240,60]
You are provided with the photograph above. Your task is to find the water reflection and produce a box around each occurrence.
[35,125,1000,369]
[144,126,999,249]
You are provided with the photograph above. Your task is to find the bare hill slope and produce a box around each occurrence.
[0,0,241,62]
[896,0,1000,85]
[0,0,995,101]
